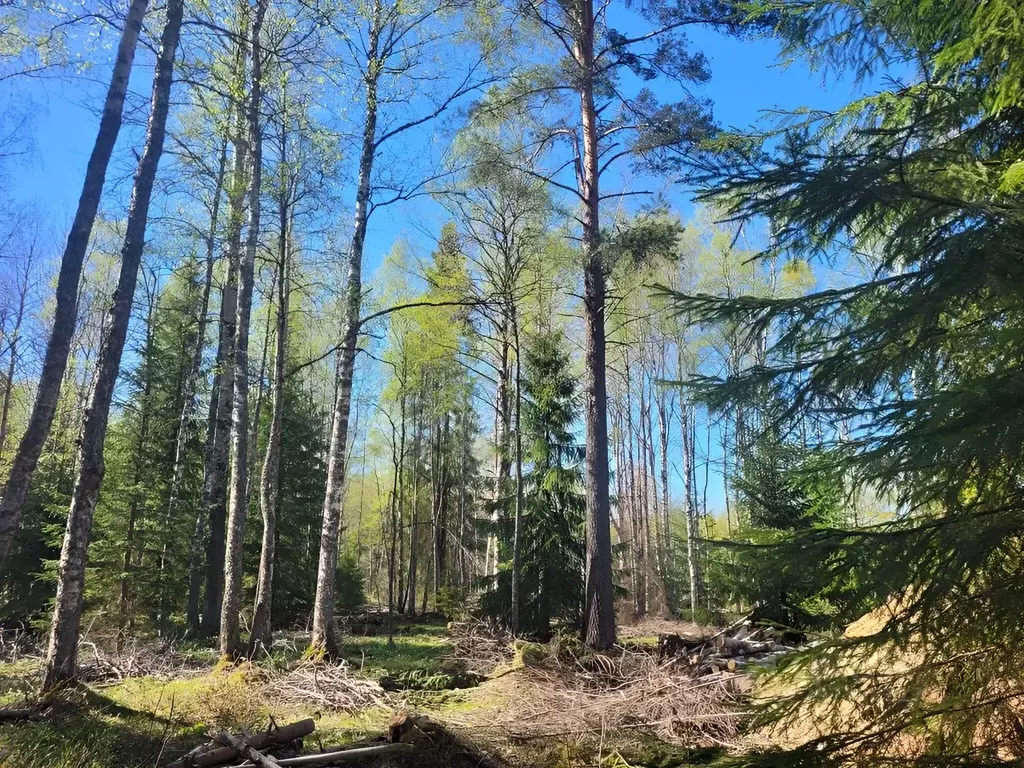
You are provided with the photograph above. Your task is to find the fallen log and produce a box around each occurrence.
[226,744,415,768]
[165,719,314,768]
[214,731,282,768]
[0,708,41,721]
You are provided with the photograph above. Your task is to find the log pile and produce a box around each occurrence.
[658,622,797,683]
[164,719,414,768]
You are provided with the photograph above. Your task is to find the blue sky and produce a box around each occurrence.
[4,21,877,265]
[2,12,887,515]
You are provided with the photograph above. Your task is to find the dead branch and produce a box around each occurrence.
[265,662,389,712]
[165,720,314,768]
[225,744,415,768]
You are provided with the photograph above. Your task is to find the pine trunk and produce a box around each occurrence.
[577,0,615,647]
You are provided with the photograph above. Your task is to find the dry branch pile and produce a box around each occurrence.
[444,619,515,676]
[264,661,390,712]
[497,641,745,746]
[658,622,796,679]
[75,641,210,684]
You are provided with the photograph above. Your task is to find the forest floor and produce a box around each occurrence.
[0,615,760,768]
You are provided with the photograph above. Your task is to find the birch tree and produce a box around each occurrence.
[308,0,500,655]
[42,0,185,689]
[0,0,150,568]
[220,0,270,660]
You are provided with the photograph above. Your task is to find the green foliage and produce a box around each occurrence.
[435,585,470,619]
[88,258,206,637]
[335,549,366,616]
[480,329,585,634]
[665,0,1024,759]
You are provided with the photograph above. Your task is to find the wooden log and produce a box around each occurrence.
[0,708,41,721]
[226,744,415,768]
[214,731,282,768]
[165,719,315,768]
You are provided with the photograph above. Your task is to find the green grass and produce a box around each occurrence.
[337,623,452,678]
[0,620,460,768]
[0,688,204,768]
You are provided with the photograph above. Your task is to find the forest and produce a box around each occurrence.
[0,0,1021,766]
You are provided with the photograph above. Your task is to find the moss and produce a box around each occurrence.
[338,630,452,677]
[620,635,661,651]
[0,689,200,768]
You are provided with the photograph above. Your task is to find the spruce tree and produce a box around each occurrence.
[664,0,1024,759]
[481,328,585,634]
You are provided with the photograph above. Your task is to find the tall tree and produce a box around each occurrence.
[249,84,299,652]
[0,0,150,568]
[42,0,185,689]
[474,0,728,647]
[220,0,270,659]
[195,14,253,639]
[309,0,496,654]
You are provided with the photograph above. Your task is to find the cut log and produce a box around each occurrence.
[165,719,314,768]
[0,708,40,721]
[214,731,282,768]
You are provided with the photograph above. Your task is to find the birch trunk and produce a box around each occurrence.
[405,396,421,615]
[183,143,229,636]
[686,405,702,619]
[249,200,288,655]
[310,0,381,655]
[0,0,149,568]
[42,0,183,688]
[220,0,268,659]
[199,74,250,638]
[656,389,670,576]
[171,139,226,535]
